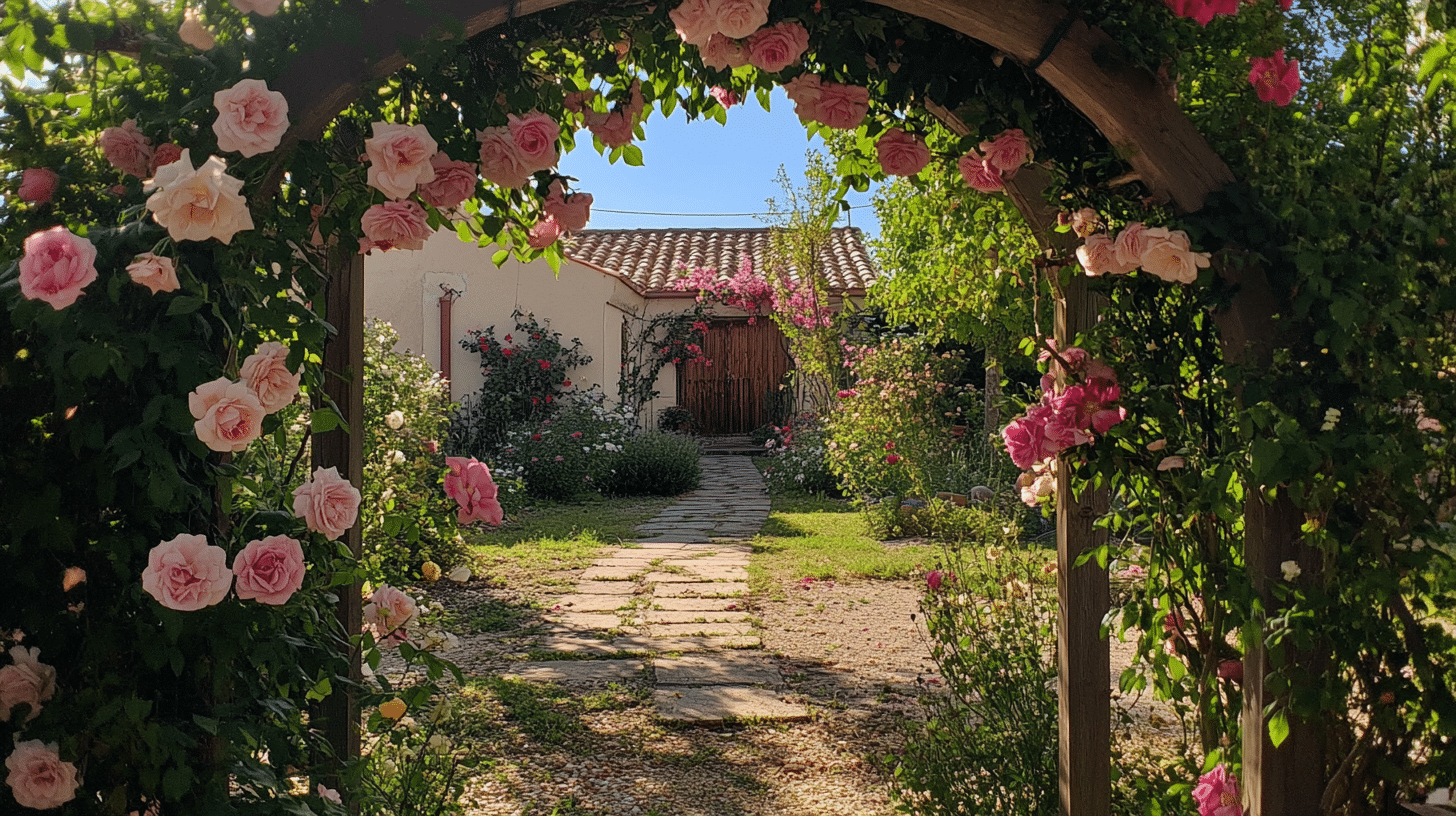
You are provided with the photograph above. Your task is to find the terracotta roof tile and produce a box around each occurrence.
[564,227,879,294]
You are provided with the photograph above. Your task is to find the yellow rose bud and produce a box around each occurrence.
[421,561,441,582]
[378,698,407,721]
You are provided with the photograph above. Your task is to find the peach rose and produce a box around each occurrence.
[145,150,255,244]
[1112,222,1155,269]
[1138,228,1210,284]
[1076,234,1134,276]
[544,180,592,232]
[126,253,181,294]
[99,119,153,178]
[142,533,233,611]
[708,0,769,39]
[816,82,869,129]
[360,200,431,253]
[230,0,284,16]
[507,112,561,174]
[17,168,59,204]
[669,0,716,46]
[782,73,823,123]
[957,152,1003,194]
[178,8,215,50]
[212,79,289,158]
[875,128,930,176]
[476,126,532,188]
[19,226,98,310]
[365,122,438,200]
[233,535,306,605]
[4,741,78,810]
[746,21,809,72]
[0,646,56,723]
[417,152,478,210]
[292,466,361,541]
[188,376,265,452]
[699,34,749,71]
[149,142,184,176]
[239,341,300,412]
[979,128,1032,177]
[527,217,563,249]
[588,110,636,148]
[363,584,417,646]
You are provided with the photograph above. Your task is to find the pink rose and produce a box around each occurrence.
[317,785,342,805]
[1076,234,1134,276]
[0,647,56,723]
[1216,659,1244,682]
[708,0,769,39]
[1192,764,1242,816]
[1417,415,1443,433]
[360,200,431,253]
[417,152,478,210]
[19,226,98,310]
[126,252,180,294]
[444,456,505,525]
[979,128,1032,177]
[188,376,265,452]
[212,79,289,158]
[1138,228,1210,283]
[142,533,233,611]
[1249,49,1301,106]
[925,570,948,591]
[508,112,561,174]
[670,0,716,47]
[1164,0,1238,26]
[957,152,1004,194]
[783,73,823,123]
[588,110,636,148]
[365,122,438,200]
[1002,405,1064,470]
[4,741,79,810]
[527,217,563,249]
[239,341,300,412]
[476,126,532,188]
[699,34,749,71]
[145,150,254,244]
[544,180,592,232]
[17,168,59,204]
[1112,222,1155,269]
[178,8,216,50]
[710,86,740,108]
[230,0,284,16]
[99,119,153,178]
[563,89,598,114]
[292,466,362,540]
[363,584,418,646]
[150,142,184,176]
[232,535,306,605]
[746,21,809,72]
[1070,207,1102,238]
[875,128,930,176]
[816,82,869,129]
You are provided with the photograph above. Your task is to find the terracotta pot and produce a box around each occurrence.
[935,491,969,507]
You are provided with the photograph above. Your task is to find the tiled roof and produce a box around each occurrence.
[563,227,879,295]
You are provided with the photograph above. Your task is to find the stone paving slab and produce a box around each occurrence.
[504,660,645,685]
[635,535,711,544]
[650,597,749,612]
[579,566,641,581]
[531,636,637,655]
[572,581,640,595]
[543,612,626,629]
[588,558,660,569]
[650,621,755,637]
[680,567,749,581]
[653,686,809,723]
[655,653,783,686]
[611,635,760,652]
[640,571,709,583]
[653,581,749,597]
[644,610,751,625]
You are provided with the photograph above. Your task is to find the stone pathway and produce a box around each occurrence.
[507,456,810,724]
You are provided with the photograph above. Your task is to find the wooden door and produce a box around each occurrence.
[680,319,791,434]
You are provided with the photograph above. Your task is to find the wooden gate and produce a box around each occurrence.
[679,319,792,434]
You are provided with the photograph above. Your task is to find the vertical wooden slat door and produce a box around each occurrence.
[680,319,791,434]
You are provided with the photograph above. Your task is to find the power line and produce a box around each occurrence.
[593,205,875,217]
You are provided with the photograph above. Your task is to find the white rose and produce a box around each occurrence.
[1280,560,1302,581]
[385,410,405,430]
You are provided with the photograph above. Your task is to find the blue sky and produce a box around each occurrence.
[557,86,881,238]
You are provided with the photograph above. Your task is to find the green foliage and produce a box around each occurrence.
[619,306,711,421]
[605,431,702,497]
[495,391,636,501]
[759,414,842,496]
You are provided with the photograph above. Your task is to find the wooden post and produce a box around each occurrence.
[313,246,365,799]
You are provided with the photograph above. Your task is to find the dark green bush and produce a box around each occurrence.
[495,392,635,501]
[607,432,702,496]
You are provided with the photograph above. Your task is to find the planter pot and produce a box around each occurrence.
[935,491,968,507]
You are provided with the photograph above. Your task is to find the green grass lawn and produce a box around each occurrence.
[748,494,939,598]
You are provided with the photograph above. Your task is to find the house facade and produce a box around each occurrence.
[363,226,879,432]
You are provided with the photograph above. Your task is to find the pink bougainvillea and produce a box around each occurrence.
[212,78,290,158]
[1192,764,1242,816]
[444,456,505,525]
[1249,49,1301,106]
[291,466,362,540]
[875,128,931,176]
[188,377,266,453]
[4,740,79,810]
[141,534,233,611]
[17,168,58,204]
[359,200,431,253]
[18,226,98,310]
[364,122,438,200]
[232,535,306,605]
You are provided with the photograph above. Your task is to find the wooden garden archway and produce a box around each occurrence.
[273,2,1313,814]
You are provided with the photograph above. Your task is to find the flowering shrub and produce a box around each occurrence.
[451,311,591,456]
[604,431,703,496]
[759,414,840,496]
[495,390,636,500]
[618,306,711,422]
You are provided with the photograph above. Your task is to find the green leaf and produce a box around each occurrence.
[1268,709,1290,747]
[166,296,207,316]
[310,407,343,433]
[192,715,219,735]
[622,143,644,166]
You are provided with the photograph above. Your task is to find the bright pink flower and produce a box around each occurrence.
[783,73,823,123]
[508,111,561,174]
[1002,403,1073,470]
[1192,764,1242,816]
[476,125,533,188]
[365,122,438,200]
[876,128,931,176]
[884,441,896,450]
[746,21,809,72]
[816,82,870,129]
[4,740,79,810]
[1216,659,1244,682]
[360,200,430,253]
[1164,0,1238,26]
[19,226,98,310]
[885,453,902,464]
[417,152,478,210]
[98,118,153,178]
[0,646,56,723]
[1249,49,1301,106]
[710,86,740,108]
[142,534,233,611]
[979,128,1032,177]
[925,570,949,591]
[292,466,362,540]
[700,33,749,71]
[527,217,563,249]
[544,179,592,232]
[444,456,504,525]
[232,535,306,605]
[212,78,290,158]
[957,152,1003,194]
[188,377,265,452]
[1059,382,1127,434]
[17,168,58,204]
